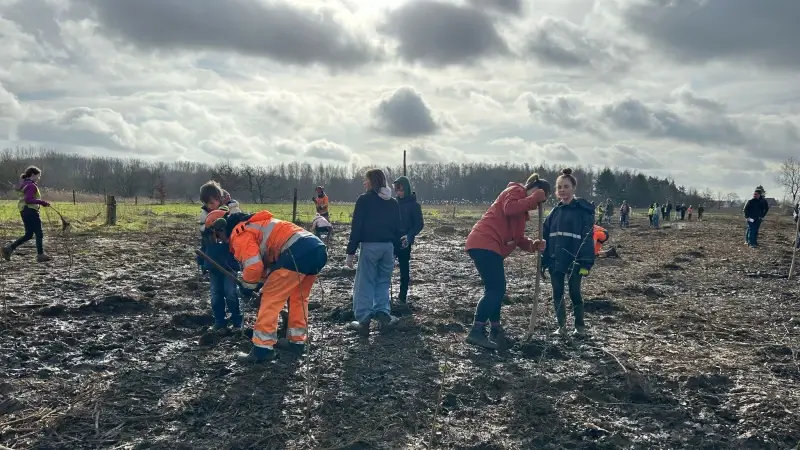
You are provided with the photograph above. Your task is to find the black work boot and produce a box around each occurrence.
[274,338,305,357]
[374,311,398,333]
[465,327,498,350]
[346,320,370,337]
[237,346,277,363]
[489,326,510,349]
[1,245,12,261]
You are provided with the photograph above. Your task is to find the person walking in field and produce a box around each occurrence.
[2,166,52,262]
[463,173,550,349]
[648,204,655,227]
[687,205,693,221]
[314,186,330,220]
[393,176,424,307]
[345,169,402,336]
[542,168,595,337]
[743,186,769,248]
[698,204,705,221]
[619,200,630,228]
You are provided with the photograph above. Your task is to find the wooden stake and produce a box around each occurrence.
[789,213,800,280]
[525,203,544,338]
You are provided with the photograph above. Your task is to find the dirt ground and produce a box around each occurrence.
[1,212,799,450]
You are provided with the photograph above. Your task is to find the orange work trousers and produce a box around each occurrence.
[252,268,316,348]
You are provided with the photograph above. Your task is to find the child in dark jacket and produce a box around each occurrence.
[393,176,424,305]
[542,168,595,337]
[199,183,242,330]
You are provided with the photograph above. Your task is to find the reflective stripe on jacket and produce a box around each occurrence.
[229,210,313,285]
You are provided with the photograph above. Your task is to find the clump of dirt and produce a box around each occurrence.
[77,295,149,315]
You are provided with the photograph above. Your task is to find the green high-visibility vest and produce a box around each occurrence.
[17,180,41,212]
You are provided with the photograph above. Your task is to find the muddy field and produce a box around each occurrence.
[1,212,799,449]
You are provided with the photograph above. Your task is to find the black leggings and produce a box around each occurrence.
[11,208,44,255]
[550,270,584,328]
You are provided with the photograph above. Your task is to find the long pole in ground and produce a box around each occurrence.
[525,204,544,338]
[789,213,800,280]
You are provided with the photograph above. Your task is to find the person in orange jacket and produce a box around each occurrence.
[209,209,328,363]
[593,224,618,258]
[314,186,330,220]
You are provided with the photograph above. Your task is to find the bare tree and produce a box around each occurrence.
[726,192,741,207]
[776,156,800,205]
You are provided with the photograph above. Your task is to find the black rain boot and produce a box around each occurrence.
[489,326,510,349]
[465,327,498,350]
[274,338,305,357]
[237,345,277,363]
[1,245,12,261]
[573,303,586,338]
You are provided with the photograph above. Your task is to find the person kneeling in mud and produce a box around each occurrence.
[542,168,595,337]
[212,209,327,363]
[593,224,619,258]
[464,173,550,349]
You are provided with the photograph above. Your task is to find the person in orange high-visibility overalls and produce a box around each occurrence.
[213,210,328,363]
[593,224,618,258]
[314,186,330,220]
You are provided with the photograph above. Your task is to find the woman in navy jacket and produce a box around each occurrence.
[542,168,595,337]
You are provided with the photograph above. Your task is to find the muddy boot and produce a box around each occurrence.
[274,338,305,357]
[465,327,498,350]
[605,247,619,258]
[346,319,370,337]
[489,326,510,349]
[237,346,276,363]
[375,311,398,333]
[212,322,228,334]
[572,325,587,337]
[552,326,569,338]
[1,246,12,261]
[36,254,52,263]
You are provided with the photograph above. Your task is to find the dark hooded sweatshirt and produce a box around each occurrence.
[394,176,424,245]
[347,187,401,255]
[542,197,596,274]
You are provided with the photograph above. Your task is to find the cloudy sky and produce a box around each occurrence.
[0,0,797,198]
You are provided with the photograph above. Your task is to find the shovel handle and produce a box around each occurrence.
[194,249,245,288]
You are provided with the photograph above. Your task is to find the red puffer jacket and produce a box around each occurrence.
[465,182,547,258]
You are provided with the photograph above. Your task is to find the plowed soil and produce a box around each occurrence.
[1,213,799,449]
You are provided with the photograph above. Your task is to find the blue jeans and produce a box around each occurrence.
[468,249,506,324]
[353,242,394,322]
[746,219,761,246]
[209,271,242,327]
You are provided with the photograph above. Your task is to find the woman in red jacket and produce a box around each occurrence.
[464,174,550,349]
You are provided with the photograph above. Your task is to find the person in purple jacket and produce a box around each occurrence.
[2,166,52,262]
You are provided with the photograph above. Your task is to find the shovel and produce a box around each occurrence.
[195,249,247,289]
[525,203,544,339]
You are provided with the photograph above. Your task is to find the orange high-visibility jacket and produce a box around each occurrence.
[593,225,609,255]
[229,211,313,286]
[314,195,329,215]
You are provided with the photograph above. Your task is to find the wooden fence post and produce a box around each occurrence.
[292,188,298,224]
[403,150,407,176]
[72,190,76,205]
[105,195,117,225]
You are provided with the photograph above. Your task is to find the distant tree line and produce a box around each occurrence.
[1,147,733,208]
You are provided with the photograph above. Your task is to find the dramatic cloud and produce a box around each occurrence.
[599,98,746,146]
[303,139,352,162]
[372,86,440,137]
[380,1,508,66]
[467,0,523,15]
[0,0,794,197]
[622,0,800,69]
[526,17,632,72]
[82,0,380,69]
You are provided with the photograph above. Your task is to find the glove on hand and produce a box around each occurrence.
[579,268,590,276]
[400,235,411,249]
[345,254,355,269]
[41,201,50,207]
